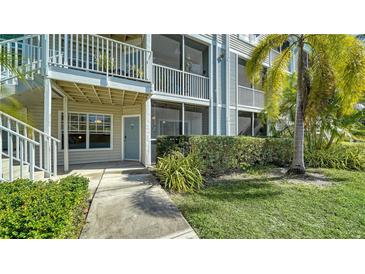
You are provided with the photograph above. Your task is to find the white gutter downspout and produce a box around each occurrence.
[225,34,230,136]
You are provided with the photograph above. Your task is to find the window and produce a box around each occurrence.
[238,58,252,88]
[150,100,210,163]
[152,35,182,70]
[151,101,182,139]
[184,37,209,76]
[60,112,112,150]
[254,113,267,136]
[238,34,260,44]
[238,111,252,136]
[184,105,209,135]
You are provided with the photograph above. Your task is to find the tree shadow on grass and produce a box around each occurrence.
[198,180,284,202]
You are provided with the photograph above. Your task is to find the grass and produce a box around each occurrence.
[171,168,365,238]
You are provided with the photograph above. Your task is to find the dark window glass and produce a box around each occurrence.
[89,134,111,148]
[184,37,209,76]
[62,133,87,149]
[184,105,209,135]
[152,34,182,70]
[254,113,267,136]
[61,112,111,150]
[238,111,252,136]
[238,58,252,87]
[151,101,182,138]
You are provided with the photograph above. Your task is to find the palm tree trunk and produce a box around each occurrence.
[288,40,306,174]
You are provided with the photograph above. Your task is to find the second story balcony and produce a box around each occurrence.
[48,34,153,83]
[152,64,209,100]
[151,34,210,101]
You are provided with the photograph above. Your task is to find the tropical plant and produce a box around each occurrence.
[247,34,365,174]
[96,53,115,72]
[0,43,29,122]
[271,74,365,149]
[156,151,203,193]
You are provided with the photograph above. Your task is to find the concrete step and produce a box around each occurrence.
[1,157,45,181]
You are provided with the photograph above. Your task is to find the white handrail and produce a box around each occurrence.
[153,63,209,99]
[0,112,60,182]
[0,125,39,145]
[237,85,265,108]
[48,34,153,82]
[0,111,60,143]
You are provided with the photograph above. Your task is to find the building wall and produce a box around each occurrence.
[24,94,145,165]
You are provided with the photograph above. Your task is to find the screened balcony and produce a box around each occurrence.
[237,58,265,109]
[151,34,210,100]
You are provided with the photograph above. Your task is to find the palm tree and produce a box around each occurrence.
[247,35,365,174]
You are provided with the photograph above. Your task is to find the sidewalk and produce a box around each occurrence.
[76,161,198,239]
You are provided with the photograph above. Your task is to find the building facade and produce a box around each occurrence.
[0,34,293,179]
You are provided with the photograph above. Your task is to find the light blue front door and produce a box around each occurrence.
[124,116,140,160]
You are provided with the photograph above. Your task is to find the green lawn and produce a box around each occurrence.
[171,169,365,239]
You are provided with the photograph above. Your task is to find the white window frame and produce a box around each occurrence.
[238,34,259,45]
[58,111,113,152]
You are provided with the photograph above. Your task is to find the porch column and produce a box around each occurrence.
[63,95,69,172]
[144,96,152,166]
[44,77,52,177]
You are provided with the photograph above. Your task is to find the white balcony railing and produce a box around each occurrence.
[153,64,209,99]
[0,35,43,85]
[238,85,265,109]
[48,34,153,82]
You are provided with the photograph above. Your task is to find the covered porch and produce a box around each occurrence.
[17,77,153,175]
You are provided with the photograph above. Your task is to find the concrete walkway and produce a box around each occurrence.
[62,161,198,239]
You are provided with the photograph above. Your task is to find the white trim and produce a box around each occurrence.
[237,105,263,113]
[122,114,141,162]
[48,66,153,93]
[151,93,210,106]
[57,110,114,152]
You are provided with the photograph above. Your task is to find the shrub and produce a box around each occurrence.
[157,136,365,175]
[156,151,203,193]
[157,136,293,176]
[0,175,89,239]
[305,143,365,171]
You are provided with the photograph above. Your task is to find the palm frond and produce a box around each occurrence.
[246,34,289,84]
[263,47,292,119]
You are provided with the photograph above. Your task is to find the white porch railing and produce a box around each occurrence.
[238,85,265,109]
[153,64,209,99]
[48,34,153,82]
[0,35,43,85]
[0,111,60,182]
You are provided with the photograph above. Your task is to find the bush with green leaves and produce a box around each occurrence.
[305,143,365,171]
[156,151,203,193]
[157,136,293,176]
[0,175,89,239]
[157,136,365,175]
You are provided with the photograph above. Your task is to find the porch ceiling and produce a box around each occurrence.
[52,80,148,106]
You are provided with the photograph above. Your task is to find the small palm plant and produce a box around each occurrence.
[156,151,203,193]
[247,34,365,174]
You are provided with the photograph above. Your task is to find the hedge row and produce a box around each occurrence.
[0,175,89,239]
[157,136,293,176]
[157,136,365,176]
